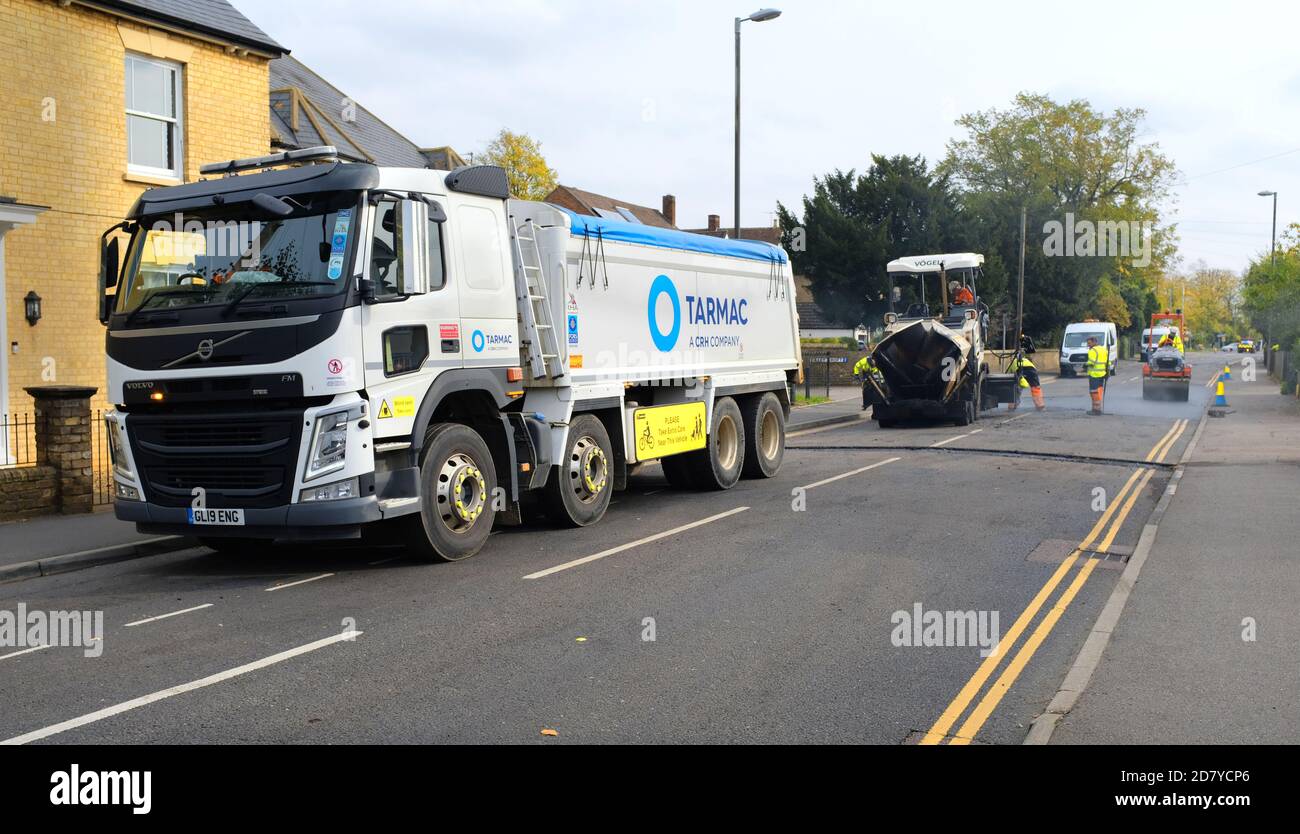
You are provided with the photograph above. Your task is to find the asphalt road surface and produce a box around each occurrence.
[0,355,1231,744]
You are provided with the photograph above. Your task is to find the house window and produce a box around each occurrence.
[125,54,183,179]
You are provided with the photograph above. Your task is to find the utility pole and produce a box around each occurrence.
[1016,206,1026,346]
[734,9,782,240]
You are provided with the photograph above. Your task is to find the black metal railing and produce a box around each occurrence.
[0,412,37,468]
[92,409,114,506]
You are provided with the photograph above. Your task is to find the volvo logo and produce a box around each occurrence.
[161,331,251,369]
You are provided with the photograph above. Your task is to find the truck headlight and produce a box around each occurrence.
[305,410,350,481]
[105,414,135,479]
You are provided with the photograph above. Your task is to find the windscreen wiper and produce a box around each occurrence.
[124,289,207,327]
[221,281,339,318]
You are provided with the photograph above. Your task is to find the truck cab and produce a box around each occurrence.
[101,149,527,553]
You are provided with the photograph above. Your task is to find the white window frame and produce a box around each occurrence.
[125,53,184,180]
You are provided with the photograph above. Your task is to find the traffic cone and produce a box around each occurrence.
[1214,380,1229,406]
[1222,364,1231,381]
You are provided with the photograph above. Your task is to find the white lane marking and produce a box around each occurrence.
[1127,376,1140,383]
[124,603,213,628]
[264,573,334,592]
[1,631,363,746]
[997,414,1030,426]
[523,507,750,580]
[0,644,50,662]
[930,428,983,448]
[800,456,902,491]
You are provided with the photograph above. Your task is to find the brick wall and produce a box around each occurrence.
[0,386,96,522]
[0,465,57,520]
[0,0,272,414]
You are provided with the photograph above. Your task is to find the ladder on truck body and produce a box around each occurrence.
[509,216,566,381]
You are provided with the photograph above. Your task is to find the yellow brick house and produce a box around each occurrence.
[0,0,284,446]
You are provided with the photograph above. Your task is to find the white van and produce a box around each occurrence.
[1059,321,1118,377]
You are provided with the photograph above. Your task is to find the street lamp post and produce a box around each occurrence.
[1258,190,1278,268]
[734,8,781,240]
[1258,190,1278,351]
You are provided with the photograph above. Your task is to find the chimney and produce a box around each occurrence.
[661,194,676,227]
[707,214,721,232]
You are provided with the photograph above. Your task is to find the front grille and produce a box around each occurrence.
[128,410,303,508]
[1069,352,1088,363]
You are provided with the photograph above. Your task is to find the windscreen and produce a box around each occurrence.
[1063,332,1104,348]
[115,191,359,315]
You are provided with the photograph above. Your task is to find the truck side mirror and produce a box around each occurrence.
[98,236,120,325]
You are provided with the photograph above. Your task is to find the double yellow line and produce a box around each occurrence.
[1146,419,1187,464]
[919,422,1182,745]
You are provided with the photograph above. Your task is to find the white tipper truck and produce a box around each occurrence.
[98,147,801,561]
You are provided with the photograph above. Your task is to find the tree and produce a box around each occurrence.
[1242,223,1300,350]
[1182,265,1241,347]
[777,154,980,327]
[478,129,557,200]
[1095,276,1131,327]
[939,93,1178,340]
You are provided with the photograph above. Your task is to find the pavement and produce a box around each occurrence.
[788,385,865,430]
[1050,352,1300,743]
[0,509,165,569]
[0,354,1281,744]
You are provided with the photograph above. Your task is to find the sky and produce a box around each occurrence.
[236,0,1300,274]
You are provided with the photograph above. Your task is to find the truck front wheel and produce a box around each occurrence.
[687,396,745,490]
[404,423,497,562]
[544,413,613,527]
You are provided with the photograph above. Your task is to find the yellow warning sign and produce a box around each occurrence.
[569,354,583,369]
[377,397,415,419]
[633,402,707,459]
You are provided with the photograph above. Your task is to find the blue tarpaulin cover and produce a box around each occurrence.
[554,207,788,265]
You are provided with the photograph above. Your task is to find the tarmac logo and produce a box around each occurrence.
[49,765,151,815]
[890,603,1001,657]
[647,274,682,352]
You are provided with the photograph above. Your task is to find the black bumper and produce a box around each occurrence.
[115,496,382,541]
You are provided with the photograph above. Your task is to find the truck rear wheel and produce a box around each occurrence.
[741,392,785,478]
[660,453,697,489]
[952,388,976,426]
[544,413,613,527]
[687,396,745,490]
[404,423,497,562]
